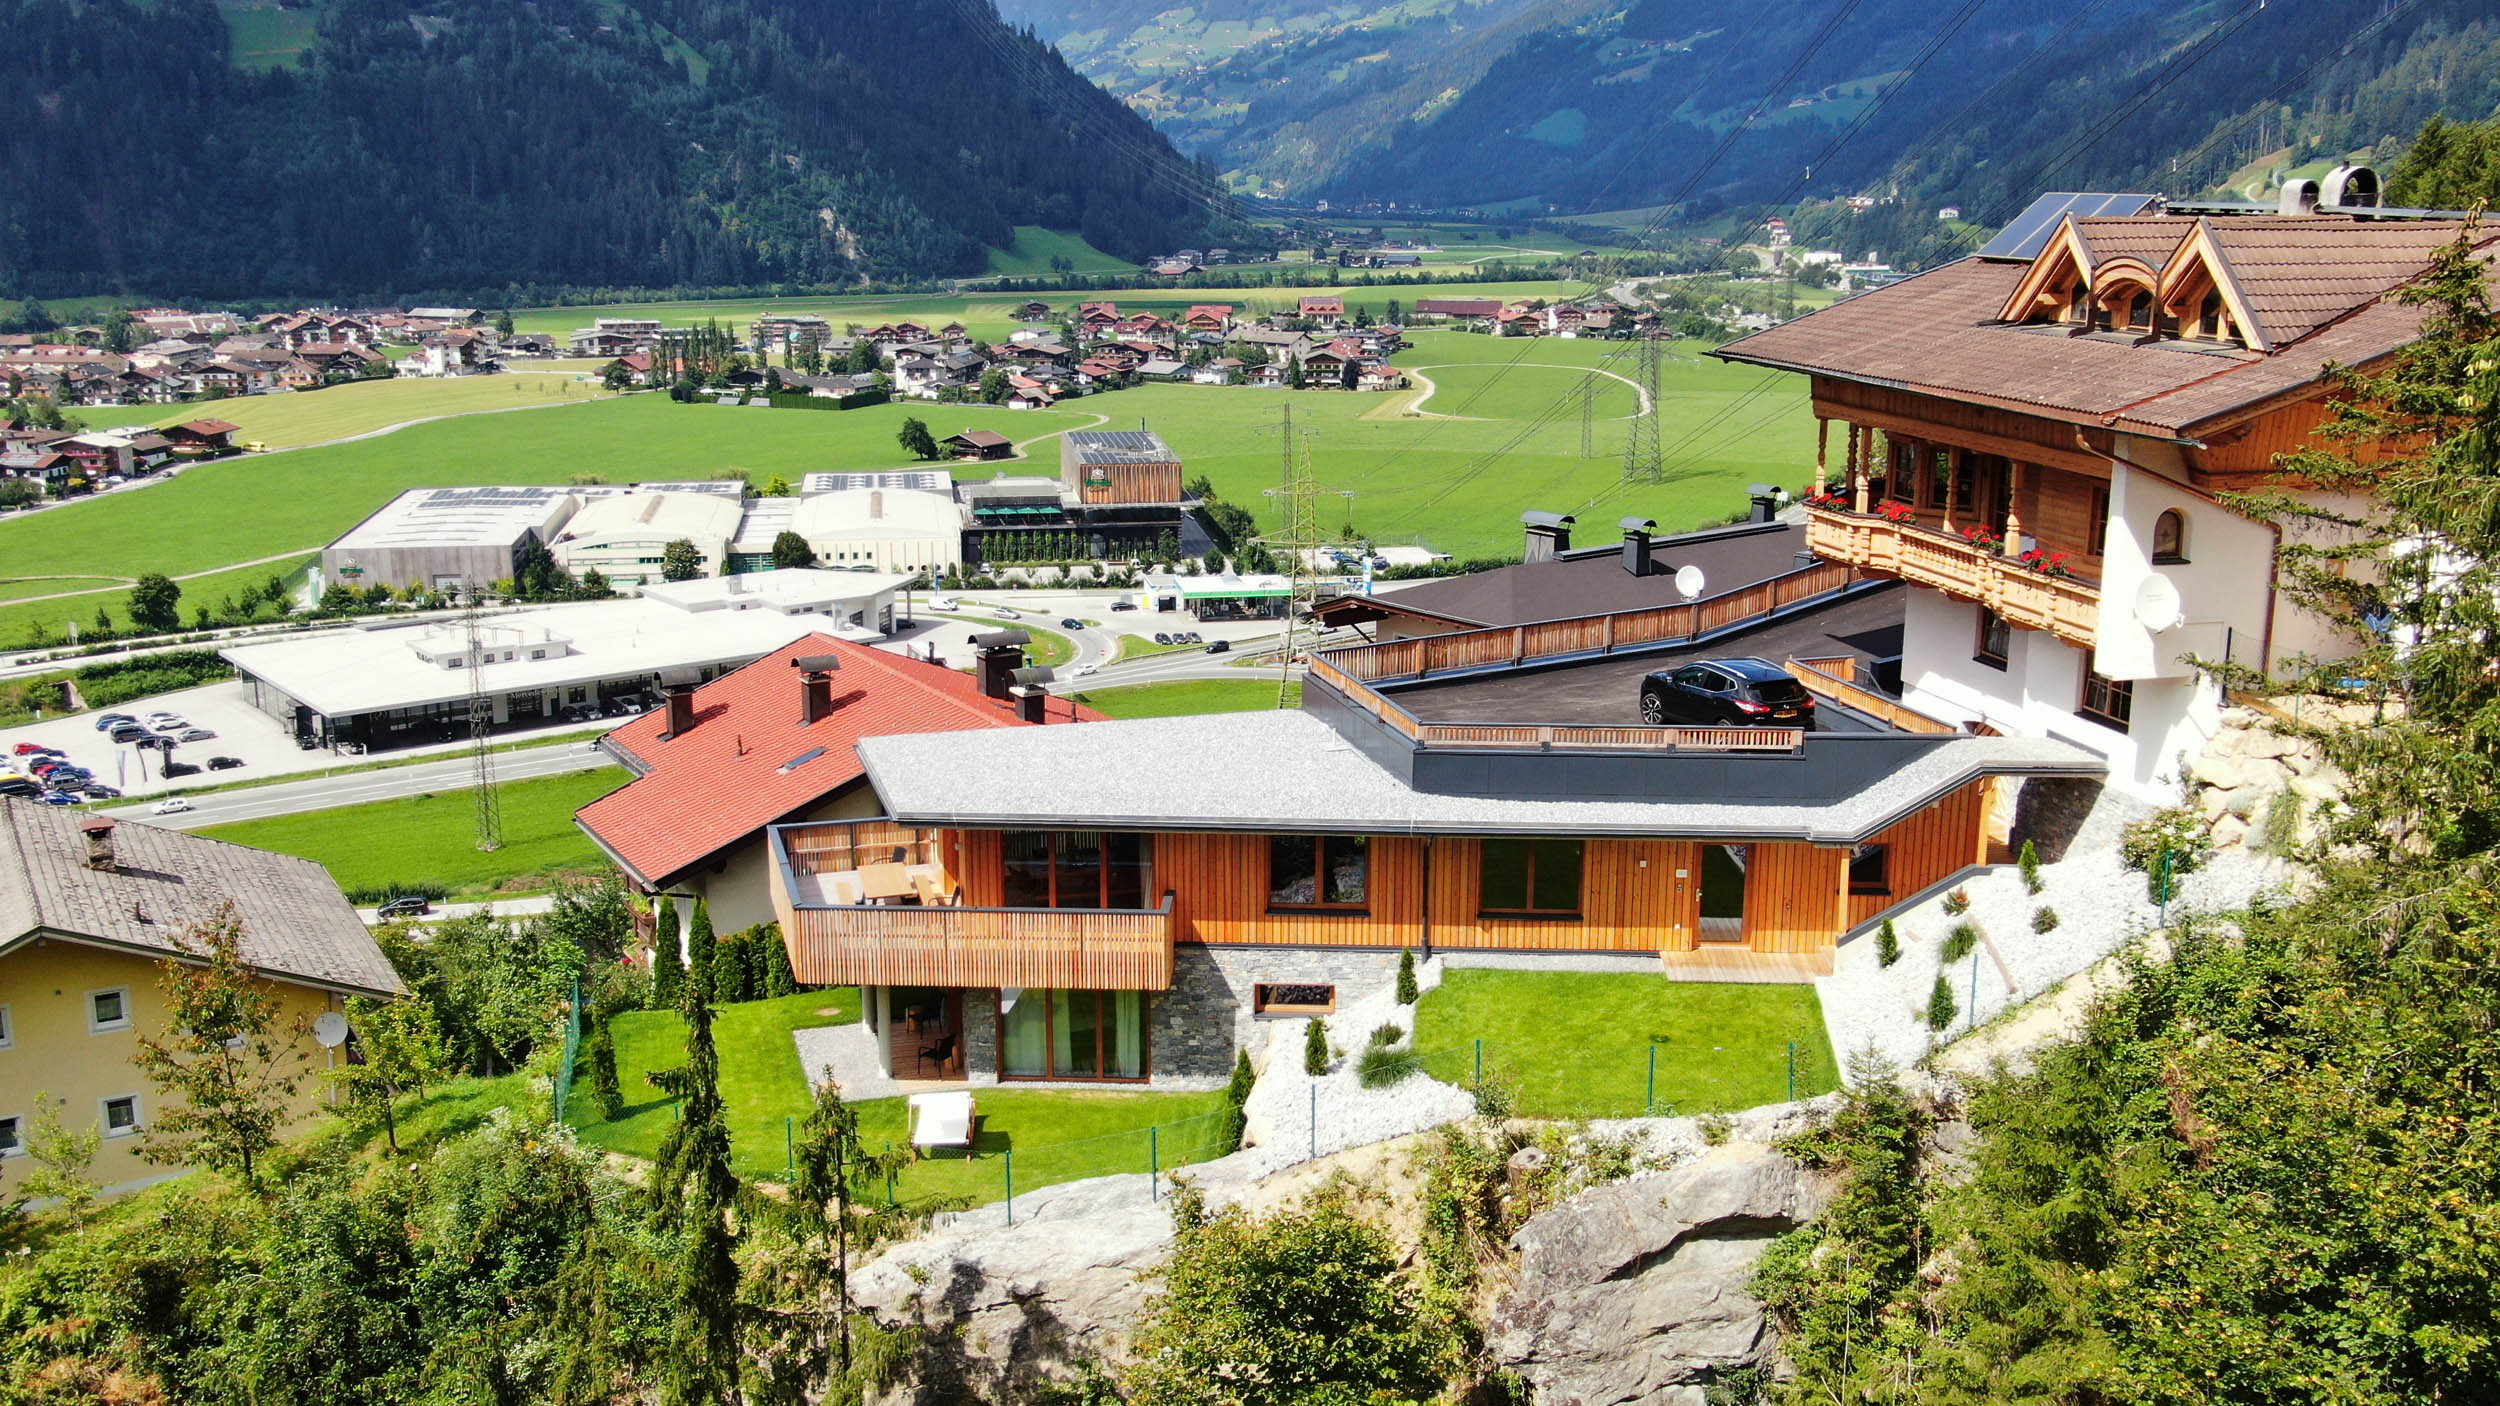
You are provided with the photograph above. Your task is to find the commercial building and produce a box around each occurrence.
[222,571,908,751]
[1140,571,1292,621]
[549,490,745,591]
[321,485,581,592]
[954,428,1191,565]
[0,806,399,1195]
[791,486,964,576]
[801,470,953,496]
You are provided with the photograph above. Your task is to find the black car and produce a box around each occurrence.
[208,756,245,771]
[1154,633,1172,645]
[161,760,201,777]
[83,784,121,799]
[377,895,433,919]
[1060,617,1084,630]
[1204,639,1231,654]
[110,724,151,743]
[1639,658,1815,727]
[1110,600,1138,611]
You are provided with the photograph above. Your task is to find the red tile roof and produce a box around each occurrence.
[576,633,1092,887]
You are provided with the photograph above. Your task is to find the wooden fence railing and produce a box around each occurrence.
[1805,506,2099,650]
[780,893,1177,990]
[783,819,938,877]
[1784,660,1959,735]
[1409,722,1805,752]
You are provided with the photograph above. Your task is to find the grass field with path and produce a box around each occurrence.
[195,764,627,900]
[574,992,1233,1204]
[113,374,618,450]
[983,226,1138,277]
[1410,969,1838,1117]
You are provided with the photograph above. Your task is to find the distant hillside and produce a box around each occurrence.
[1016,0,2500,257]
[0,0,1244,301]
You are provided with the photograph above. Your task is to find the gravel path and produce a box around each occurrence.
[792,1022,901,1102]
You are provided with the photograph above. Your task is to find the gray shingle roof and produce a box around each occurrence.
[856,711,2101,843]
[0,800,401,996]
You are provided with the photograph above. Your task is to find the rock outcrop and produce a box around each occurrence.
[2186,700,2354,852]
[1487,1138,1836,1406]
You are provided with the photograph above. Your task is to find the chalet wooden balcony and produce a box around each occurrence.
[1805,504,2099,651]
[768,821,1175,990]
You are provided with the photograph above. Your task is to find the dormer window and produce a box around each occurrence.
[2124,293,2151,331]
[2197,292,2222,339]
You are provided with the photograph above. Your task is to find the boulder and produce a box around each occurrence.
[1487,1140,1836,1405]
[2209,813,2250,849]
[2190,751,2247,791]
[852,1203,1173,1403]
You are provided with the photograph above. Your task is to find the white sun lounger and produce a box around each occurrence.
[908,1090,977,1155]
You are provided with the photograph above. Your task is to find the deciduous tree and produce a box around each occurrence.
[895,416,939,460]
[660,538,704,581]
[131,902,312,1189]
[127,572,181,631]
[771,529,814,570]
[326,993,453,1155]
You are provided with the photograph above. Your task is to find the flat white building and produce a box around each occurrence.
[550,491,745,590]
[790,487,964,576]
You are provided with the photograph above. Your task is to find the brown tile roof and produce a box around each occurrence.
[576,634,1096,888]
[0,801,400,996]
[1717,218,2500,435]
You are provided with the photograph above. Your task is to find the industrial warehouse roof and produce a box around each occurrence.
[0,801,401,997]
[1063,429,1179,463]
[219,579,896,718]
[553,490,744,547]
[858,711,2101,844]
[330,485,580,552]
[803,470,953,496]
[577,634,1081,888]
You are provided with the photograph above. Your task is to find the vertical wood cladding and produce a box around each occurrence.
[1845,779,1993,927]
[948,787,1991,959]
[2026,464,2106,560]
[1072,460,1184,505]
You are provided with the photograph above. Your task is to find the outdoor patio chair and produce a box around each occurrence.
[918,1033,956,1074]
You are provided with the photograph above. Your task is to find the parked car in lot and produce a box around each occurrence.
[1154,633,1173,645]
[160,760,201,777]
[83,784,121,799]
[1204,640,1231,654]
[0,778,38,798]
[112,724,153,743]
[207,756,245,770]
[150,797,195,815]
[135,735,173,751]
[93,714,136,731]
[13,741,63,755]
[1638,658,1817,727]
[178,728,218,742]
[376,896,433,919]
[150,718,191,733]
[37,790,81,805]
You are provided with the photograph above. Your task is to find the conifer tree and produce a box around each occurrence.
[686,897,718,1005]
[651,899,683,1006]
[590,1017,624,1121]
[1304,1016,1330,1076]
[1394,947,1419,1004]
[761,924,798,997]
[648,982,741,1404]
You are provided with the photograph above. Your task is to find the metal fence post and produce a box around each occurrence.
[1786,1041,1796,1103]
[785,1115,795,1179]
[1005,1149,1014,1226]
[1969,953,1980,1036]
[1473,1038,1483,1089]
[1645,1042,1656,1112]
[1150,1125,1160,1200]
[1309,1083,1317,1159]
[884,1141,896,1207]
[2158,848,2172,926]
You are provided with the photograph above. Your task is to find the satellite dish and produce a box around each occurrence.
[313,1011,350,1049]
[1673,564,1706,601]
[2134,574,2184,633]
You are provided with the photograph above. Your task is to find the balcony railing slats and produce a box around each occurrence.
[781,891,1178,991]
[1805,505,2099,651]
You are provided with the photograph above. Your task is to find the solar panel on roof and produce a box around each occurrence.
[1975,192,2162,262]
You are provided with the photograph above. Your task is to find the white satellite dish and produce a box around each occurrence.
[313,1011,351,1049]
[2133,574,2184,633]
[1673,564,1706,601]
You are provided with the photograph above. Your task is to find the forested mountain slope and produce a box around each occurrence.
[0,0,1240,301]
[1016,0,2500,243]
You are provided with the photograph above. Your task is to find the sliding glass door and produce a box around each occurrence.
[995,988,1147,1081]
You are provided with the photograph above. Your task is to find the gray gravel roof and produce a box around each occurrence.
[857,711,2103,842]
[0,800,402,997]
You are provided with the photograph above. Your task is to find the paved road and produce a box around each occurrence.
[106,740,615,830]
[355,893,557,926]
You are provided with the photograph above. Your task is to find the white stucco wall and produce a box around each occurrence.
[2093,454,2273,682]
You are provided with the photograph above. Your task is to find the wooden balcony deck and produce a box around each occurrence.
[1659,947,1833,983]
[775,891,1178,990]
[1806,505,2099,651]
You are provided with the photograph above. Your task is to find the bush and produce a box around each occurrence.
[1699,1113,1733,1147]
[1925,974,1959,1031]
[1356,1040,1424,1088]
[1222,1049,1254,1150]
[1304,1016,1330,1076]
[1875,918,1901,968]
[2018,837,2043,895]
[1941,921,1982,963]
[1368,1022,1402,1047]
[1395,946,1418,1004]
[1472,1065,1518,1118]
[350,881,451,906]
[2120,806,2211,902]
[1942,887,1971,916]
[2032,905,2060,933]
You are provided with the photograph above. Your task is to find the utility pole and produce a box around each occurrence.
[1261,405,1333,709]
[463,585,503,852]
[1620,332,1664,485]
[1579,374,1595,460]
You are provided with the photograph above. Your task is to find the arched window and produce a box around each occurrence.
[2152,509,2187,564]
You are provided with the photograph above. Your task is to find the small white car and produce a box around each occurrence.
[931,596,960,611]
[150,797,195,815]
[150,718,191,732]
[1075,662,1099,677]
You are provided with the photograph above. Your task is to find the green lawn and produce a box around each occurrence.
[1071,678,1300,717]
[220,1,318,71]
[1111,632,1204,663]
[194,765,628,900]
[985,226,1138,277]
[113,373,619,450]
[1410,970,1838,1118]
[574,992,1233,1207]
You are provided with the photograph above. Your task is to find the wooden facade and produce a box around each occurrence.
[1069,458,1184,506]
[769,779,1999,986]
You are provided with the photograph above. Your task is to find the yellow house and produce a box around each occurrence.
[0,804,401,1197]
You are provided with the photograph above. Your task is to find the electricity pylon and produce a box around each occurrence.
[462,586,503,852]
[1620,332,1664,484]
[1261,405,1335,708]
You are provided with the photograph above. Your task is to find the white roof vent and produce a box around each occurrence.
[2278,178,2319,216]
[2321,164,2380,210]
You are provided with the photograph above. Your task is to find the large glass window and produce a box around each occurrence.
[1479,838,1583,915]
[1000,832,1150,908]
[996,989,1147,1081]
[1269,835,1369,909]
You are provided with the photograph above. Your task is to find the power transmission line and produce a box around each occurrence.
[1260,405,1333,707]
[1620,333,1664,484]
[462,586,503,853]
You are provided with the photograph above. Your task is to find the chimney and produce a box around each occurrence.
[1747,484,1780,524]
[1522,511,1575,564]
[2278,177,2320,216]
[971,629,1031,700]
[1010,666,1057,722]
[1619,516,1658,577]
[792,653,842,725]
[659,667,702,738]
[81,815,116,871]
[2321,163,2380,210]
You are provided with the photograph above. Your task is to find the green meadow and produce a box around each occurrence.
[0,328,1812,644]
[984,225,1139,277]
